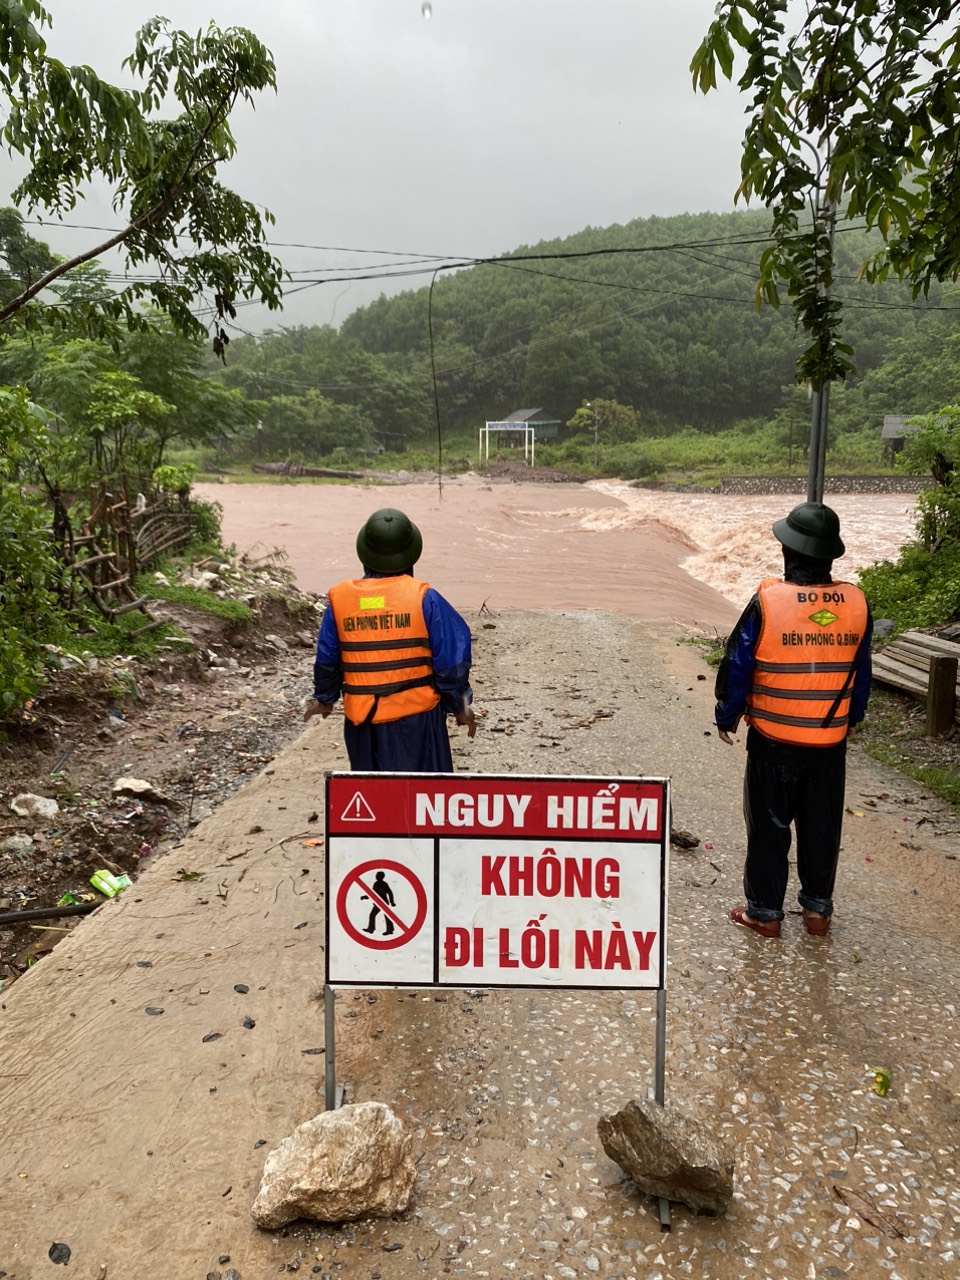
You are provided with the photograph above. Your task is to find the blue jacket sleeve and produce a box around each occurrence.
[714,596,760,731]
[423,588,473,716]
[312,605,343,705]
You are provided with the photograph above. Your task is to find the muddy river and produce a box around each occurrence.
[194,478,918,628]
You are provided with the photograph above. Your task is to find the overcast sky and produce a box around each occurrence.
[25,1,749,330]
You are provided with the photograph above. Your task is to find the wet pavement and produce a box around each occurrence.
[0,611,958,1279]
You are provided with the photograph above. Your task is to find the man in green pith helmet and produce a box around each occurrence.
[715,501,873,940]
[303,507,477,770]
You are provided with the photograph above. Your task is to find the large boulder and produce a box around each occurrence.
[251,1101,416,1228]
[598,1098,735,1214]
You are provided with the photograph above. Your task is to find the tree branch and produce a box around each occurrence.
[0,85,238,327]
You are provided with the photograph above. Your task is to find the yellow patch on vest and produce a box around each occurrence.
[359,596,385,610]
[809,608,839,626]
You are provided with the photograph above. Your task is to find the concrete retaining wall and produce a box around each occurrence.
[715,475,932,495]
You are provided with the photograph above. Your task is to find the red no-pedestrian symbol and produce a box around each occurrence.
[336,859,428,951]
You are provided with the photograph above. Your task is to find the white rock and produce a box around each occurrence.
[251,1101,416,1228]
[3,833,35,854]
[179,569,220,590]
[111,778,173,806]
[10,794,60,820]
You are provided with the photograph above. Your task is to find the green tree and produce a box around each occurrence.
[119,319,258,448]
[0,205,57,306]
[219,325,431,454]
[260,391,374,459]
[899,405,960,549]
[859,403,960,625]
[0,2,283,343]
[33,340,176,487]
[0,387,64,713]
[770,384,812,471]
[692,2,960,388]
[566,398,641,445]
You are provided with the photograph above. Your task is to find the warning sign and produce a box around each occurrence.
[336,859,427,950]
[325,773,669,991]
[339,790,376,822]
[326,834,435,985]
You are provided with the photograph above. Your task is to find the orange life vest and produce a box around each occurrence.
[746,577,868,747]
[328,576,440,725]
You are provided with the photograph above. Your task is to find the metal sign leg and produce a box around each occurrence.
[655,988,671,1230]
[324,985,337,1111]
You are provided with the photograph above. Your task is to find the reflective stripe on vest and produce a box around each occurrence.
[746,577,868,747]
[328,576,440,725]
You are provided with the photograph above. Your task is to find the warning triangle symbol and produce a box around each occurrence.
[341,790,376,822]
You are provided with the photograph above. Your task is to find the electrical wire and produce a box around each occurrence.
[12,211,960,478]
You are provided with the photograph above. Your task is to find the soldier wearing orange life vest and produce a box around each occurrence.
[304,508,476,771]
[715,502,873,939]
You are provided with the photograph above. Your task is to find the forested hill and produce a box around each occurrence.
[337,209,948,432]
[216,209,960,460]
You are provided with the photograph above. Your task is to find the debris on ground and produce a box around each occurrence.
[0,553,323,989]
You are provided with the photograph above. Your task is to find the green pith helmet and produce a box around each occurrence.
[772,502,845,560]
[355,508,423,572]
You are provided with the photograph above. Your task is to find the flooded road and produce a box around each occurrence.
[195,478,918,627]
[4,608,958,1278]
[0,477,952,1280]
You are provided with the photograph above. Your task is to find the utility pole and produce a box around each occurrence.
[806,204,836,504]
[807,379,830,504]
[586,401,602,470]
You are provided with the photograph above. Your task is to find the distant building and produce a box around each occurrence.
[479,408,562,466]
[479,408,564,466]
[503,408,563,443]
[882,413,922,458]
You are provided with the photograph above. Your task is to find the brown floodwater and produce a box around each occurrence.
[193,478,917,628]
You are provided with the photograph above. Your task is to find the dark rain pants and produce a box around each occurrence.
[343,702,454,772]
[741,727,847,922]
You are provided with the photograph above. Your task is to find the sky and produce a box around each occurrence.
[19,1,750,331]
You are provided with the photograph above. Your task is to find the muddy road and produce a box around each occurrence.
[2,593,958,1279]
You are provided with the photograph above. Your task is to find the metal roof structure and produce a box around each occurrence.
[881,414,922,439]
[504,408,561,425]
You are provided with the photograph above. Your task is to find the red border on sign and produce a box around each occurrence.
[335,858,428,951]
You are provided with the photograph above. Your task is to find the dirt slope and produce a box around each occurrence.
[1,611,959,1279]
[0,585,319,984]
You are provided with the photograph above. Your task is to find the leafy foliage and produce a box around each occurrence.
[0,294,259,490]
[859,541,960,628]
[691,2,960,388]
[566,398,641,445]
[0,386,65,712]
[0,5,282,720]
[858,404,960,627]
[326,211,946,446]
[898,405,960,550]
[0,5,284,343]
[0,204,56,306]
[218,323,429,457]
